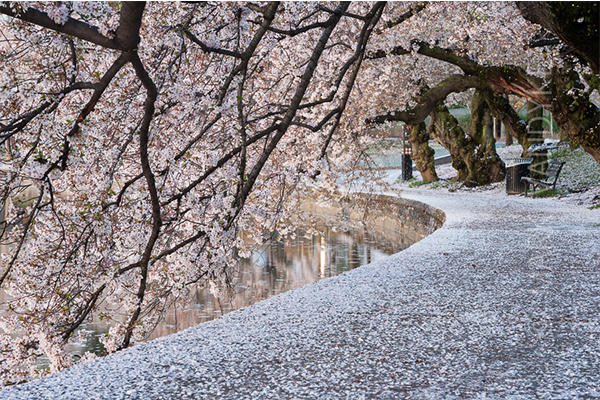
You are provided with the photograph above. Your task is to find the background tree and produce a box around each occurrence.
[361,1,600,182]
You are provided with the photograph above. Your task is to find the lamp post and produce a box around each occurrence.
[402,131,413,181]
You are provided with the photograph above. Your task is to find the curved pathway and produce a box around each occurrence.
[3,190,600,399]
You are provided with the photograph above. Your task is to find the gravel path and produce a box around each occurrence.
[3,190,600,399]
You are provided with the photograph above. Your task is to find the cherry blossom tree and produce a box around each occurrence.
[360,1,600,183]
[0,1,395,383]
[0,0,598,386]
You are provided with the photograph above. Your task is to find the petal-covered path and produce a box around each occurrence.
[3,190,600,399]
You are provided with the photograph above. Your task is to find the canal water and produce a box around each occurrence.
[1,221,408,361]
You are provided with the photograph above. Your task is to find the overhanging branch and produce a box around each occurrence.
[367,74,482,125]
[0,5,119,49]
[369,41,480,75]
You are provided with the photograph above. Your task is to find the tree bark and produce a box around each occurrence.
[465,91,506,184]
[429,92,505,187]
[548,67,600,163]
[517,2,599,73]
[408,123,438,182]
[428,103,469,183]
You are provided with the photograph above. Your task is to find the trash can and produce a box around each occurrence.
[506,158,533,194]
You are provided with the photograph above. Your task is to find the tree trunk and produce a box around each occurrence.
[505,130,514,146]
[501,95,513,145]
[429,103,469,182]
[549,67,600,164]
[465,91,506,185]
[431,99,506,187]
[408,123,438,182]
[484,91,540,153]
[429,94,505,186]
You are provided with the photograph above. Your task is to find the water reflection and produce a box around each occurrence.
[2,223,408,359]
[147,225,405,341]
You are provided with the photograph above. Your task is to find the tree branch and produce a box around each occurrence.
[517,2,599,73]
[121,51,161,349]
[163,124,279,206]
[382,2,427,30]
[369,41,480,75]
[183,29,243,58]
[67,52,131,137]
[114,2,146,51]
[60,284,106,342]
[319,2,386,158]
[367,74,483,125]
[528,37,561,48]
[266,21,331,37]
[0,5,119,49]
[0,185,45,287]
[239,2,350,207]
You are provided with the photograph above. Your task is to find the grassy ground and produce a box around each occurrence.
[392,143,600,208]
[549,146,600,193]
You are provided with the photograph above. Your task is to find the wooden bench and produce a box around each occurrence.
[521,159,565,196]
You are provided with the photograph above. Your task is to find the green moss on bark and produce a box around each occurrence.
[430,92,505,187]
[408,123,438,182]
[549,67,600,163]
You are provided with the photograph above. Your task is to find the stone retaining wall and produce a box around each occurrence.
[301,192,445,248]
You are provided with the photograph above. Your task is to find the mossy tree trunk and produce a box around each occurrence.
[465,91,506,184]
[429,102,469,182]
[549,67,600,163]
[408,123,438,182]
[485,92,533,148]
[429,92,505,186]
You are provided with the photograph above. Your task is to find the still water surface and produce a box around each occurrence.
[2,223,408,360]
